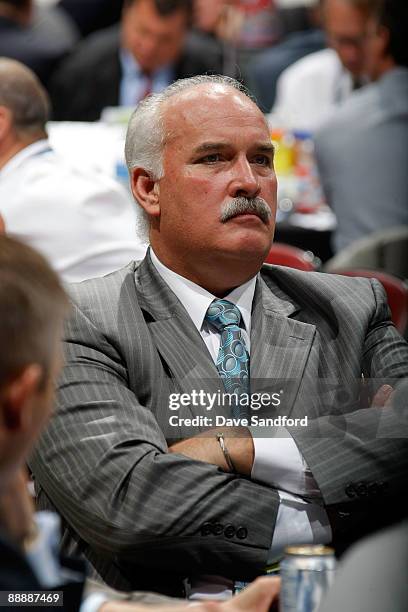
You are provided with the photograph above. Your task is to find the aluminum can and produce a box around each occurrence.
[280,545,336,612]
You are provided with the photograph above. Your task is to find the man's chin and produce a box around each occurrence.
[219,235,272,263]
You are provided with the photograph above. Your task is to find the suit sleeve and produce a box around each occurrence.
[29,299,278,581]
[288,279,408,545]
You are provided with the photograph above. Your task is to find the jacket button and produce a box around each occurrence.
[378,481,389,494]
[201,522,213,536]
[355,482,368,497]
[213,523,224,536]
[224,524,236,538]
[368,482,380,496]
[236,527,248,540]
[345,483,355,498]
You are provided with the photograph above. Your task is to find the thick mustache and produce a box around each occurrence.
[220,197,272,224]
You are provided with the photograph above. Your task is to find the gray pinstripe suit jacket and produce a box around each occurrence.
[30,253,408,594]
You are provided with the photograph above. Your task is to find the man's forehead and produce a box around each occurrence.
[162,84,268,141]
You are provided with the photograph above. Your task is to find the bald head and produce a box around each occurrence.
[0,58,49,141]
[162,81,268,146]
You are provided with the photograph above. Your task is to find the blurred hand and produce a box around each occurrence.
[100,577,280,612]
[0,467,36,548]
[222,576,280,612]
[371,384,394,407]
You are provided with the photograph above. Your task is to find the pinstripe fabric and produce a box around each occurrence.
[29,253,408,593]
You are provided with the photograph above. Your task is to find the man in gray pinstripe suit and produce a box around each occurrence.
[30,75,408,597]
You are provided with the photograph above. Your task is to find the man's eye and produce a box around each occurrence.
[252,155,272,167]
[200,154,222,163]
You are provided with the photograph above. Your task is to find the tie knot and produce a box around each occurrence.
[205,299,242,332]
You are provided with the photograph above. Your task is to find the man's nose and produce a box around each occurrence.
[228,158,260,199]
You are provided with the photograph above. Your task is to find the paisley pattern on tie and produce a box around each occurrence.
[205,299,250,419]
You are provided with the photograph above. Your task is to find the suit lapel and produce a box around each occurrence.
[134,254,227,427]
[251,270,316,416]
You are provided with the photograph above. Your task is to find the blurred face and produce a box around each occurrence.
[0,336,62,489]
[150,85,277,285]
[324,0,372,77]
[362,17,389,80]
[193,0,224,32]
[121,0,189,73]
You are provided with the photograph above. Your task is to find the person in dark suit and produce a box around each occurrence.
[51,0,223,121]
[30,74,408,596]
[0,0,78,85]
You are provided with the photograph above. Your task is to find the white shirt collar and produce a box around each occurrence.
[0,139,51,179]
[150,249,256,334]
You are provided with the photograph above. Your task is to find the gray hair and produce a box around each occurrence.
[124,75,255,241]
[0,58,49,138]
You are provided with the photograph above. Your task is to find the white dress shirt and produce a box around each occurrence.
[150,250,331,564]
[0,140,147,282]
[271,48,354,131]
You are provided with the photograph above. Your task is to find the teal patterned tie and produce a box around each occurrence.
[205,299,250,419]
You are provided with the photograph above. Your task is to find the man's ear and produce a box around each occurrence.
[0,106,13,142]
[1,365,42,432]
[130,168,161,218]
[378,24,390,58]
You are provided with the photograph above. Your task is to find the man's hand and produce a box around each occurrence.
[222,576,280,612]
[371,384,394,407]
[100,577,280,612]
[169,427,254,476]
[0,467,36,548]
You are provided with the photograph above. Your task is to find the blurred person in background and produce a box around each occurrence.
[0,58,146,282]
[271,0,382,130]
[0,0,78,85]
[247,0,326,112]
[314,0,408,252]
[58,0,125,38]
[51,0,223,121]
[0,234,86,609]
[192,0,237,76]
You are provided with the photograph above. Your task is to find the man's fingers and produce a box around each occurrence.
[371,384,394,407]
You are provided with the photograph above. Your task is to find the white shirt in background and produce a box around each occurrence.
[0,140,147,282]
[271,48,354,131]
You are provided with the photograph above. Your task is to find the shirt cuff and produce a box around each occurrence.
[250,426,321,497]
[268,491,332,564]
[80,593,109,612]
